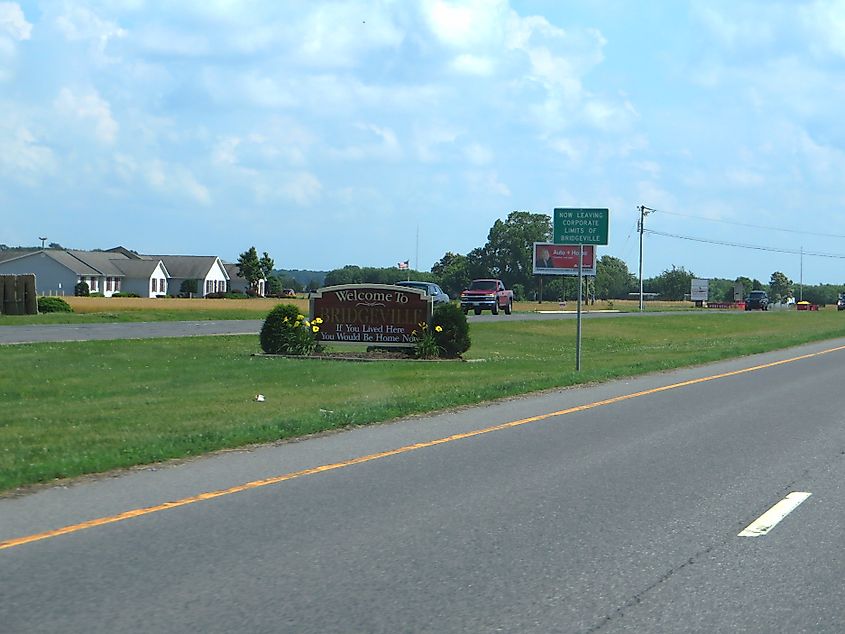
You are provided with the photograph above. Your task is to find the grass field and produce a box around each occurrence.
[1,296,700,325]
[2,310,844,493]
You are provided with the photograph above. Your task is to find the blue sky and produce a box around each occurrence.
[2,1,845,284]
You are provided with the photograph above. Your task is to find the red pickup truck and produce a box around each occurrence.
[460,279,514,315]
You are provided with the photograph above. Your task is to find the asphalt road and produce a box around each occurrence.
[3,338,845,632]
[0,310,709,344]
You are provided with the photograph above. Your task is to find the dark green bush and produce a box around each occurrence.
[38,296,73,313]
[260,304,322,355]
[74,281,90,296]
[89,292,104,298]
[112,292,140,298]
[432,302,470,357]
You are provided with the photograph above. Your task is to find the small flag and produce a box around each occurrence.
[397,260,409,270]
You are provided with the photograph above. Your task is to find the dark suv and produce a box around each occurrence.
[745,290,769,311]
[837,293,845,311]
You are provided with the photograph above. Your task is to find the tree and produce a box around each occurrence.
[595,255,636,299]
[237,246,264,291]
[769,271,793,301]
[259,251,275,279]
[478,211,551,292]
[645,266,695,301]
[266,275,283,296]
[431,252,471,298]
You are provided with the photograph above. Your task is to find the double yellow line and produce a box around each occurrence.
[3,343,844,552]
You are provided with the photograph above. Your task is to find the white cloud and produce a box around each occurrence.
[413,123,460,162]
[145,159,211,205]
[0,2,31,80]
[450,53,495,76]
[0,2,30,40]
[327,123,401,161]
[467,170,510,196]
[54,87,119,144]
[54,4,126,48]
[272,171,322,206]
[0,124,56,183]
[802,0,845,57]
[726,169,765,187]
[464,143,493,165]
[422,0,508,49]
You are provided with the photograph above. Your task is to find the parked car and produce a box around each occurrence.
[394,281,450,305]
[744,290,769,311]
[282,288,296,297]
[837,293,845,311]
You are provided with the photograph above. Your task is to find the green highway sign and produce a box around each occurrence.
[553,208,609,245]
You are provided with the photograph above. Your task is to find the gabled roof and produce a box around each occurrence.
[112,259,169,278]
[145,255,228,280]
[223,263,243,279]
[66,250,129,276]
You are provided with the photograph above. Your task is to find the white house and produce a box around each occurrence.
[146,255,229,297]
[0,249,169,298]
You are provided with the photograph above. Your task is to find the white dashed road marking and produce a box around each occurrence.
[738,492,812,537]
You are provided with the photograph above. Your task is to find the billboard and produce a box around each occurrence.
[533,243,596,276]
[690,278,709,302]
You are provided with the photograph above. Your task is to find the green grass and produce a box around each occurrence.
[0,308,268,325]
[1,311,843,493]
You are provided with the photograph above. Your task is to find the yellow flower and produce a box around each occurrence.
[435,325,443,332]
[411,330,417,336]
[312,325,320,332]
[294,321,301,328]
[297,314,306,321]
[315,317,323,324]
[303,320,310,327]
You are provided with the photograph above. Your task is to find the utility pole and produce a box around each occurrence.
[637,205,654,311]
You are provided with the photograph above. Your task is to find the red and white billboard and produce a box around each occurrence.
[533,242,596,276]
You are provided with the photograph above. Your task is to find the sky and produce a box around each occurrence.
[2,1,845,284]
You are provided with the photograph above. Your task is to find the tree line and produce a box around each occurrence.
[258,210,844,303]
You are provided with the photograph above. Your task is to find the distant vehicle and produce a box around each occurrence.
[282,288,296,297]
[394,281,450,305]
[745,290,769,311]
[460,279,514,315]
[837,293,845,311]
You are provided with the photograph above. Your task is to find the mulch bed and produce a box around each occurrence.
[254,350,463,362]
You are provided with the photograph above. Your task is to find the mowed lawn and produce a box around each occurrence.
[0,296,690,325]
[1,311,844,493]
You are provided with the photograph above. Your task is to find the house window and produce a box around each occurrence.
[151,279,156,294]
[115,278,121,291]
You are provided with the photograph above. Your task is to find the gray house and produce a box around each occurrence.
[0,249,169,297]
[223,262,266,296]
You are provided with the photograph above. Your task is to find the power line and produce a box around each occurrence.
[644,228,845,259]
[649,207,845,240]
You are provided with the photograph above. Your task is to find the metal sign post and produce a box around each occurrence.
[552,208,610,373]
[576,244,583,371]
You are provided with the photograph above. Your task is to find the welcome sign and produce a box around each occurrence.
[310,284,432,348]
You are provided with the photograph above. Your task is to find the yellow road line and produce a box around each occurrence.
[3,343,845,552]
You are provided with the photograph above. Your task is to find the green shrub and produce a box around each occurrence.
[413,322,441,359]
[38,296,73,313]
[89,292,104,298]
[432,302,470,357]
[260,304,323,355]
[112,292,140,298]
[74,281,90,296]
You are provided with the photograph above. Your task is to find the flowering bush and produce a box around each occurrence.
[412,322,442,359]
[412,303,471,359]
[431,302,470,357]
[260,304,324,355]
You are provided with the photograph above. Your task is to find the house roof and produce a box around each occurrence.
[65,250,131,276]
[112,259,169,278]
[223,263,243,279]
[145,255,228,280]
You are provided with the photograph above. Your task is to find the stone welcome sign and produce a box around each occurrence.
[310,284,433,348]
